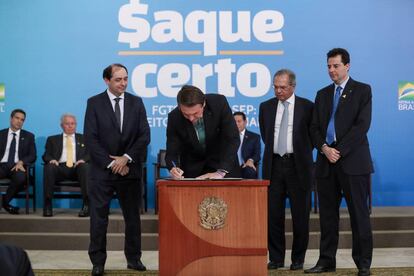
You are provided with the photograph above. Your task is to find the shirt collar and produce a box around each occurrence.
[279,93,295,106]
[106,89,124,101]
[8,128,21,136]
[240,129,246,136]
[335,76,350,91]
[63,133,75,138]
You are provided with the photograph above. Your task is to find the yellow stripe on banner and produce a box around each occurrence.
[118,50,202,56]
[219,50,284,55]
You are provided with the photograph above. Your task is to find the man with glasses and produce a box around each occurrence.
[259,69,314,271]
[166,85,240,179]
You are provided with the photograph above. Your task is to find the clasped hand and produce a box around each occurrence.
[11,161,25,172]
[109,155,129,176]
[322,145,341,163]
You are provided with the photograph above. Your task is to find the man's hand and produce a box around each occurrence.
[170,167,184,179]
[49,160,59,166]
[196,172,224,180]
[242,159,256,171]
[75,160,85,167]
[109,155,129,174]
[12,161,26,172]
[322,145,341,163]
[119,166,129,176]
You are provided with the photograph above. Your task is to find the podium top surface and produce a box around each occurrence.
[157,179,269,187]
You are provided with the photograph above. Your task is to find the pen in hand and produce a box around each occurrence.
[171,161,184,179]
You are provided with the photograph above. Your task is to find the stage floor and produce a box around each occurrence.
[27,248,414,270]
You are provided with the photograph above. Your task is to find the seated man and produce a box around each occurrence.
[233,112,261,179]
[0,109,36,215]
[42,113,89,217]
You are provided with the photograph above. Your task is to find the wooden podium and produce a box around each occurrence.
[157,179,269,276]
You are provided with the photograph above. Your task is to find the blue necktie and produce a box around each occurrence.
[8,133,16,165]
[326,86,342,145]
[276,101,289,156]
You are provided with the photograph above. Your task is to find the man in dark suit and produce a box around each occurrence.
[0,243,34,276]
[166,85,240,179]
[42,113,89,217]
[84,63,150,276]
[305,48,373,276]
[233,111,261,179]
[259,69,314,271]
[0,109,36,215]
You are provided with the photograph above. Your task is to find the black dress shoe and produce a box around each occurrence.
[127,259,146,271]
[304,265,335,273]
[43,206,53,217]
[267,261,284,269]
[358,268,371,276]
[78,204,89,217]
[290,262,304,270]
[3,204,19,215]
[91,265,104,276]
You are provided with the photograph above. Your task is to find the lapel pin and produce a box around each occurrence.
[342,94,346,98]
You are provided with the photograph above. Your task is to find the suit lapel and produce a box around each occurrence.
[292,96,302,145]
[75,134,80,158]
[56,134,63,158]
[0,129,7,155]
[269,98,278,143]
[122,93,132,134]
[18,131,26,158]
[337,78,354,113]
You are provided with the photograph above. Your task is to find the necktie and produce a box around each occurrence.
[114,97,121,131]
[237,134,244,165]
[7,133,16,165]
[194,118,206,149]
[326,86,342,145]
[66,135,74,168]
[276,101,289,156]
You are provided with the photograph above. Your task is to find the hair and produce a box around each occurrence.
[233,111,246,121]
[10,108,26,119]
[60,113,77,124]
[102,63,128,80]
[176,85,206,107]
[327,48,350,65]
[273,69,296,87]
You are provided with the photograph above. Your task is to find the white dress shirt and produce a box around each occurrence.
[273,94,295,154]
[1,128,21,163]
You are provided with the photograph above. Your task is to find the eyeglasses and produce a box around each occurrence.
[273,84,291,91]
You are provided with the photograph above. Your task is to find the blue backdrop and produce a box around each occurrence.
[1,0,413,208]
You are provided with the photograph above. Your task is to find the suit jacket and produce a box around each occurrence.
[259,95,314,189]
[0,128,36,165]
[165,94,240,178]
[241,129,261,164]
[310,78,373,177]
[42,133,89,163]
[84,91,150,180]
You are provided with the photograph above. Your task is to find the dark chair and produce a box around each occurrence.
[0,164,36,214]
[153,149,168,214]
[52,180,83,200]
